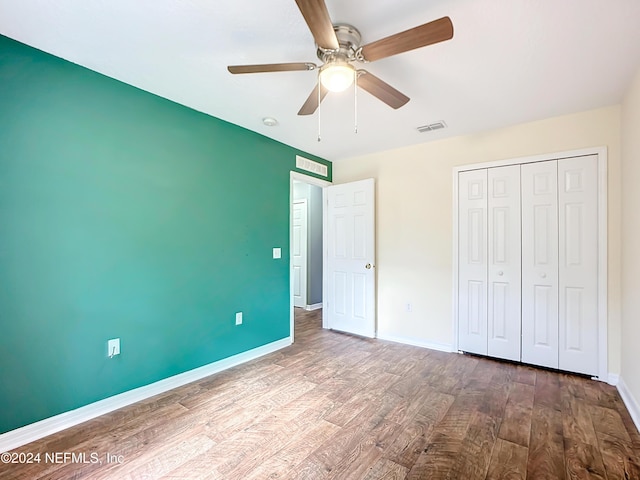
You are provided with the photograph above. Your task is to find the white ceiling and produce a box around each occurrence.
[1,0,640,161]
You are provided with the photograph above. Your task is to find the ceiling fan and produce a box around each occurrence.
[227,0,454,116]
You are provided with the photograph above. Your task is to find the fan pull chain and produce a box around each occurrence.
[317,70,322,142]
[354,70,358,134]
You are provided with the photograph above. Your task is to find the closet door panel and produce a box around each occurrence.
[521,161,559,369]
[558,155,598,375]
[487,165,521,361]
[458,169,488,355]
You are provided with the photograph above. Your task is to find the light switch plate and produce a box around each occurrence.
[273,247,281,259]
[108,338,120,357]
[235,312,243,325]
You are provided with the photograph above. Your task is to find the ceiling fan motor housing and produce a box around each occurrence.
[317,24,362,64]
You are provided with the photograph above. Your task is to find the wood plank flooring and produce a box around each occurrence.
[1,308,638,479]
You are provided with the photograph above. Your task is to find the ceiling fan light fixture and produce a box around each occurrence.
[320,62,355,92]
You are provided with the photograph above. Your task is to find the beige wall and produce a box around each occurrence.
[621,69,640,408]
[334,106,622,375]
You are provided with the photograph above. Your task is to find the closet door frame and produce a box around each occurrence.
[452,146,609,382]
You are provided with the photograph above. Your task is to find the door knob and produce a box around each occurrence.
[365,263,372,269]
[497,271,503,276]
[540,272,547,278]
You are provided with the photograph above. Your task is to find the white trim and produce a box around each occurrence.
[452,167,460,353]
[597,149,608,383]
[290,171,331,340]
[452,146,607,173]
[322,186,329,330]
[290,171,331,188]
[617,376,640,434]
[0,337,291,453]
[376,332,454,353]
[452,146,608,380]
[607,373,619,386]
[305,303,323,311]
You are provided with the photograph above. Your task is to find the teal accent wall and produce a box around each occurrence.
[0,35,331,434]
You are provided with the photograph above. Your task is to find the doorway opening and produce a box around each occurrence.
[290,172,330,341]
[289,173,377,341]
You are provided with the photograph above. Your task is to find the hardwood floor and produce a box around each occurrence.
[2,308,639,479]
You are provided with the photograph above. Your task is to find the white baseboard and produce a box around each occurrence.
[376,332,454,353]
[617,376,640,434]
[0,337,292,453]
[607,373,620,386]
[305,303,323,311]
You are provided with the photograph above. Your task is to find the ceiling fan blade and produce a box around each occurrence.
[357,70,409,109]
[359,17,453,62]
[294,0,339,50]
[298,82,329,115]
[228,62,316,74]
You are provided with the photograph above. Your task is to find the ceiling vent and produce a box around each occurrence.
[417,121,447,133]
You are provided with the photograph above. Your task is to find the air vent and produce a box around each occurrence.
[417,121,447,133]
[296,155,328,177]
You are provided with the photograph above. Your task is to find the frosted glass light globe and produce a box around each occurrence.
[320,63,355,92]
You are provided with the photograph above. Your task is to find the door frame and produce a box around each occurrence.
[290,171,331,342]
[452,146,609,382]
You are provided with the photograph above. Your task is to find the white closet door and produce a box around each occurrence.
[558,155,599,375]
[487,165,522,361]
[458,169,488,355]
[521,160,559,369]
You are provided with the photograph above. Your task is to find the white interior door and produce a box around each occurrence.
[325,178,376,338]
[458,169,488,355]
[487,165,522,361]
[521,160,559,369]
[292,200,308,308]
[558,155,599,375]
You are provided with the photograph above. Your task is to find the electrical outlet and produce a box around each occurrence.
[108,338,120,358]
[273,247,281,259]
[405,303,412,313]
[235,312,243,325]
